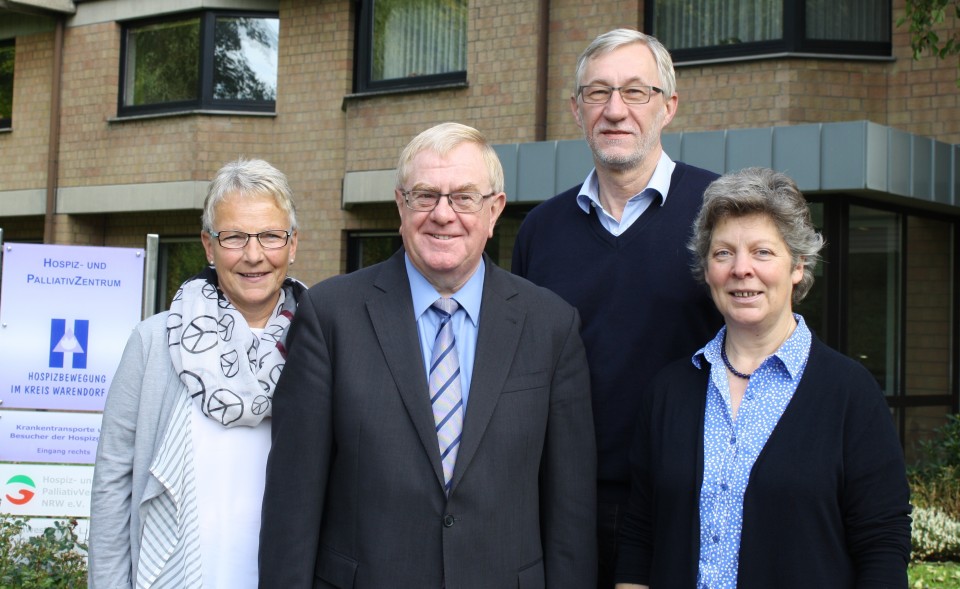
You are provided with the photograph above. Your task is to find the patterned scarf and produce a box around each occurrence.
[167,266,303,428]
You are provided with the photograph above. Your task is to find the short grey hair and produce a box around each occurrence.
[395,122,504,194]
[202,158,298,232]
[688,167,825,303]
[574,28,677,100]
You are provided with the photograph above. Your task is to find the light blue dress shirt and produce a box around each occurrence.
[405,254,483,411]
[692,314,812,589]
[575,150,677,235]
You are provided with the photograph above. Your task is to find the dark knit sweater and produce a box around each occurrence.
[512,162,722,501]
[615,336,911,588]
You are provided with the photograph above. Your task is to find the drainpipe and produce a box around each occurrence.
[43,17,64,243]
[534,0,549,141]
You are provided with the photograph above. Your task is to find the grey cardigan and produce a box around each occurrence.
[89,312,187,588]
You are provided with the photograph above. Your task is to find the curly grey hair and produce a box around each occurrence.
[688,167,825,303]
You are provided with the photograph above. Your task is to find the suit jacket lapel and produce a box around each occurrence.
[366,250,446,488]
[450,260,524,493]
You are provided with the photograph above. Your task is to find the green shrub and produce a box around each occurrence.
[911,414,960,520]
[0,513,87,589]
[909,413,960,565]
[913,505,960,562]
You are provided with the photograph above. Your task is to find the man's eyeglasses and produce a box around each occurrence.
[210,229,292,249]
[400,190,496,214]
[578,85,663,105]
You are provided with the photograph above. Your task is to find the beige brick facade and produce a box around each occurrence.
[0,0,958,457]
[0,0,957,283]
[5,31,53,191]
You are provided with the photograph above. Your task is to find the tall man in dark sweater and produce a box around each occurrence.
[512,29,722,588]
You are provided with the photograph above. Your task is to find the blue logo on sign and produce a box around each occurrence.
[49,319,89,369]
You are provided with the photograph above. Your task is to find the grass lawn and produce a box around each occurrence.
[909,562,960,588]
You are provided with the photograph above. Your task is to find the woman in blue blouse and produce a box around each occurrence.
[615,167,911,589]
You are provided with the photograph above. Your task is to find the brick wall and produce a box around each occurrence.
[671,0,959,141]
[1,0,958,284]
[4,31,53,191]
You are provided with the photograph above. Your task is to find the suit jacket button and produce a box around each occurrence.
[443,514,455,527]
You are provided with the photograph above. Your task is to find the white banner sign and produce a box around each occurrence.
[0,409,102,464]
[0,463,94,518]
[0,242,144,411]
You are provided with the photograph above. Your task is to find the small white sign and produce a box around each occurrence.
[0,242,144,411]
[0,410,102,465]
[0,463,94,518]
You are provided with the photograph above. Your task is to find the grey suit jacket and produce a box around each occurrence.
[259,251,597,589]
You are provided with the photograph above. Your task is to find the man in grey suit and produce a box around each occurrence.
[259,122,597,588]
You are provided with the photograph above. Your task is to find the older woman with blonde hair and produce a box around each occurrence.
[615,167,911,589]
[90,158,305,588]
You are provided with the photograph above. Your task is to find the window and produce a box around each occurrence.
[808,199,958,462]
[0,40,13,129]
[346,229,500,272]
[355,0,467,93]
[119,11,278,117]
[347,231,403,272]
[155,238,208,314]
[846,205,900,395]
[648,0,891,62]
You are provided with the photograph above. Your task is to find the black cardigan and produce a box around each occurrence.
[615,335,912,588]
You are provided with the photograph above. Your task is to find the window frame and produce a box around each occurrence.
[0,38,14,130]
[155,236,208,315]
[117,10,278,118]
[353,0,468,94]
[807,194,960,455]
[644,0,891,64]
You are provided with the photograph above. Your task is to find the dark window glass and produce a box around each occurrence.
[0,40,13,129]
[346,229,500,272]
[123,18,200,107]
[347,232,403,272]
[654,0,782,50]
[847,205,900,395]
[649,0,891,62]
[356,0,467,93]
[807,200,956,450]
[120,11,277,116]
[156,239,208,314]
[805,0,890,41]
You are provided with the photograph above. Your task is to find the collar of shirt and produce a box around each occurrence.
[575,150,676,215]
[692,314,813,382]
[404,254,484,327]
[404,254,484,409]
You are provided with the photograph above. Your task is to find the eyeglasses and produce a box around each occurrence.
[578,85,663,105]
[400,190,496,214]
[210,229,292,249]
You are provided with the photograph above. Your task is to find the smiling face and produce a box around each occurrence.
[395,142,505,296]
[201,192,298,327]
[570,42,677,173]
[705,213,804,335]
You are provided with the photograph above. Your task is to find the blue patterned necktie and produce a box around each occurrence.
[429,297,463,495]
